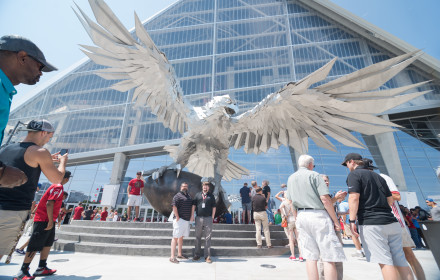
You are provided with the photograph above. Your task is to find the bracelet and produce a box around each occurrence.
[349,219,356,223]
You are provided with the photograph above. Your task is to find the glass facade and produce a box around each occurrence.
[6,0,439,212]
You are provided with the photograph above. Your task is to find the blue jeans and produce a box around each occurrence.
[266,199,274,224]
[409,228,422,248]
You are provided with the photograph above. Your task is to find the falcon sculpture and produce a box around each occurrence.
[75,0,430,206]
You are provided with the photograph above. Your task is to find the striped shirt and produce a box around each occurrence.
[172,191,192,221]
[380,174,405,228]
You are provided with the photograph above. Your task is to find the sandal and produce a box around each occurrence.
[169,258,179,264]
[177,255,188,259]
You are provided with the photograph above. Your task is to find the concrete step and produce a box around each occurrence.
[56,231,288,247]
[59,225,288,239]
[54,220,292,257]
[53,240,291,257]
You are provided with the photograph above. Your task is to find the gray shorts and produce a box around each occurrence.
[242,202,251,211]
[0,210,29,255]
[359,222,407,266]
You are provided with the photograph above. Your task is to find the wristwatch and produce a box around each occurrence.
[349,219,356,223]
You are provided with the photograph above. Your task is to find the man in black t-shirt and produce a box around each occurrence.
[82,206,94,220]
[343,153,414,280]
[192,182,216,263]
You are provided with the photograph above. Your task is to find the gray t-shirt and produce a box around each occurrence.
[431,206,440,221]
[286,167,328,210]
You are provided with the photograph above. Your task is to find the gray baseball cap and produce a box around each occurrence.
[0,35,57,72]
[26,119,55,133]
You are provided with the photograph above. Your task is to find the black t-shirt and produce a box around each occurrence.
[347,166,397,225]
[83,209,94,220]
[192,192,216,217]
[172,191,193,221]
[262,185,271,199]
[252,194,267,212]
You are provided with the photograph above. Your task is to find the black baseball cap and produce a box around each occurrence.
[341,153,362,166]
[136,171,142,175]
[362,158,378,170]
[0,35,57,72]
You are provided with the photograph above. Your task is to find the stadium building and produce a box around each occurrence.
[6,0,439,221]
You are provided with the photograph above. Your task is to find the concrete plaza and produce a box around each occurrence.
[1,241,438,280]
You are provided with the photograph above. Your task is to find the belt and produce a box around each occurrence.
[298,208,317,211]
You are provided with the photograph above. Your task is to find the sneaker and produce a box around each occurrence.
[133,218,139,222]
[266,245,273,249]
[33,266,56,276]
[169,257,179,264]
[299,257,304,262]
[177,255,188,260]
[15,249,26,255]
[205,257,212,264]
[193,255,200,261]
[256,245,262,249]
[289,255,297,261]
[13,268,35,280]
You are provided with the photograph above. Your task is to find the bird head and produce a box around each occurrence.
[205,95,238,116]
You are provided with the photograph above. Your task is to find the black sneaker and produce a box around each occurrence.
[33,266,56,276]
[13,268,35,280]
[15,249,26,255]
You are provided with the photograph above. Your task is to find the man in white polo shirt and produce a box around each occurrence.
[286,154,345,280]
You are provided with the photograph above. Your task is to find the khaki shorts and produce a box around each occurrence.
[401,227,415,248]
[296,210,346,262]
[0,210,29,255]
[127,195,142,207]
[173,218,190,238]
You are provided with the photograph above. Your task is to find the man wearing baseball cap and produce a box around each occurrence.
[0,119,67,262]
[0,35,57,188]
[426,198,440,221]
[342,153,414,279]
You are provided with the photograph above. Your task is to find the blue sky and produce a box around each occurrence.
[1,0,439,110]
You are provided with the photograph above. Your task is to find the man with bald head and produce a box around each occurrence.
[0,35,57,187]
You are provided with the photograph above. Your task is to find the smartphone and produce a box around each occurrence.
[60,149,68,156]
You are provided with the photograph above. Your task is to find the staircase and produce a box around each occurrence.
[54,220,291,257]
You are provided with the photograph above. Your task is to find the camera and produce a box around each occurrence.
[60,149,68,156]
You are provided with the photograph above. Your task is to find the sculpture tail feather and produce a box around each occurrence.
[223,159,249,181]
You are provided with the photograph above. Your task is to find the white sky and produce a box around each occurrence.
[1,0,438,111]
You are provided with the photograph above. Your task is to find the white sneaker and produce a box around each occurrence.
[351,251,365,258]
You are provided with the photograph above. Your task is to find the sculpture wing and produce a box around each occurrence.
[74,0,192,134]
[230,52,430,154]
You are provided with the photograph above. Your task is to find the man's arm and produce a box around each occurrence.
[320,194,340,230]
[331,190,347,204]
[0,163,27,188]
[127,182,131,196]
[391,192,401,201]
[212,207,216,220]
[26,147,67,184]
[190,205,195,222]
[45,200,55,230]
[266,191,271,202]
[348,192,360,237]
[173,205,179,221]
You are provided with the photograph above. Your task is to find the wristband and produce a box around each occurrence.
[349,219,356,223]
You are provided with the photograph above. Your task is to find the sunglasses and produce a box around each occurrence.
[27,55,44,71]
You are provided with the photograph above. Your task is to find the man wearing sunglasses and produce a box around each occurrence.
[0,35,57,188]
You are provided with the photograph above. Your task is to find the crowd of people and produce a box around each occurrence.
[1,34,439,280]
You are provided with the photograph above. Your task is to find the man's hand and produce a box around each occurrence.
[0,165,28,187]
[58,152,68,164]
[350,222,359,237]
[333,220,341,231]
[176,216,180,222]
[190,216,194,222]
[335,190,347,201]
[44,220,54,231]
[51,152,61,163]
